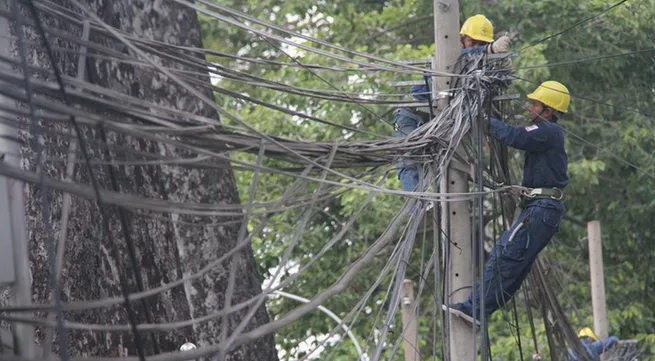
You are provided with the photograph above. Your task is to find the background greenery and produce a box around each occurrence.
[200,0,655,359]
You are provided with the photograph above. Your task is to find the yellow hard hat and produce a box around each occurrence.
[577,327,599,341]
[527,81,571,113]
[460,15,494,43]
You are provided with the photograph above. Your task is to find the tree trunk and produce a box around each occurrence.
[10,0,278,359]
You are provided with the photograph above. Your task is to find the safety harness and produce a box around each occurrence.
[521,187,564,200]
[519,187,564,208]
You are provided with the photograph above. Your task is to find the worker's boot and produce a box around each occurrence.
[442,304,481,327]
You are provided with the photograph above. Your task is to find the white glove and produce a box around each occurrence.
[488,35,511,54]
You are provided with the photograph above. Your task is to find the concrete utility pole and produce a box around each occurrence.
[0,0,35,356]
[400,279,419,361]
[587,221,609,340]
[433,1,473,361]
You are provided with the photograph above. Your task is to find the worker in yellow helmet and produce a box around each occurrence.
[443,81,571,325]
[568,327,620,360]
[394,15,511,194]
[460,14,511,54]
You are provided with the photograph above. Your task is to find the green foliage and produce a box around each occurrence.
[201,0,655,359]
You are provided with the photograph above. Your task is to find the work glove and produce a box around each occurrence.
[487,35,511,54]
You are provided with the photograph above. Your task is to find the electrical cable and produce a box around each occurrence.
[2,1,645,358]
[12,0,70,359]
[24,1,149,359]
[239,14,397,131]
[494,47,655,72]
[189,0,467,77]
[510,96,655,182]
[511,75,655,120]
[516,0,630,53]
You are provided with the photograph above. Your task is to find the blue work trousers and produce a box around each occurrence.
[394,108,426,192]
[568,337,619,361]
[459,199,565,319]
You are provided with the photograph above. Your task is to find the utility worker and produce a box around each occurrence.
[443,81,570,324]
[460,14,511,55]
[394,14,511,193]
[568,327,619,361]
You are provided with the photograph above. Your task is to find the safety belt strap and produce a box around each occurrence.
[523,187,564,200]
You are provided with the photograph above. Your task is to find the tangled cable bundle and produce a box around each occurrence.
[0,0,644,361]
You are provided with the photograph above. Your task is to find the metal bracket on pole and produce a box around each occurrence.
[435,91,452,100]
[430,56,438,105]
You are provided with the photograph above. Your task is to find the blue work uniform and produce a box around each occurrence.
[451,118,568,320]
[394,45,488,192]
[568,337,619,361]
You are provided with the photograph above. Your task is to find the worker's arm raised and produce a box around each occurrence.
[592,336,619,355]
[488,118,551,152]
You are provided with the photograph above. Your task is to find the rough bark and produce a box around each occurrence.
[9,0,278,359]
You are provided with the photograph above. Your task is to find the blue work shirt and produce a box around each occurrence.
[568,336,619,361]
[489,118,569,189]
[460,45,487,55]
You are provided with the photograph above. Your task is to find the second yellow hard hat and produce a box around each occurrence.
[577,327,599,341]
[527,81,571,113]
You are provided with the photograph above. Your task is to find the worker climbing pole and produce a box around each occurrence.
[429,4,576,361]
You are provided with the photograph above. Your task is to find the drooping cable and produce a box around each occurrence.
[497,47,655,72]
[24,1,148,359]
[511,75,655,122]
[510,96,655,182]
[516,0,630,53]
[12,0,70,358]
[523,287,540,357]
[240,17,397,131]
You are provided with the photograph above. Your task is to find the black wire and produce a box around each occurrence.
[432,203,444,361]
[565,130,655,182]
[511,298,525,361]
[96,123,162,354]
[516,0,630,53]
[509,95,655,182]
[13,0,70,358]
[442,181,452,361]
[539,288,560,361]
[474,76,488,361]
[240,16,396,131]
[511,74,655,119]
[402,261,440,305]
[484,0,632,71]
[486,333,493,361]
[487,85,530,359]
[488,107,502,361]
[493,47,655,72]
[523,287,540,355]
[24,1,148,359]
